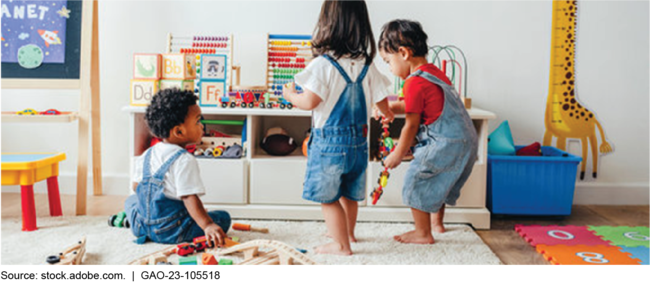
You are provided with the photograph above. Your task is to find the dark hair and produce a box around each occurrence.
[145,88,197,139]
[311,0,376,62]
[378,19,429,57]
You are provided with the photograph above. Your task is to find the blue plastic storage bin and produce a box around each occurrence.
[487,146,582,215]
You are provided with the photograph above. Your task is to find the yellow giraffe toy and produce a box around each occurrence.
[544,0,612,180]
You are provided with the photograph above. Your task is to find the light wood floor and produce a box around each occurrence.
[2,192,648,265]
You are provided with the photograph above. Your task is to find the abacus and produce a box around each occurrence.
[166,33,238,91]
[265,34,312,100]
[370,122,394,205]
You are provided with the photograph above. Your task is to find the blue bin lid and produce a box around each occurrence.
[488,146,582,163]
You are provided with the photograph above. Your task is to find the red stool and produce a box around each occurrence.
[2,153,65,231]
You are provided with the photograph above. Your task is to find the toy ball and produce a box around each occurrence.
[261,134,297,156]
[260,128,296,156]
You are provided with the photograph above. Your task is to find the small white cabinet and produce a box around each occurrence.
[196,158,247,204]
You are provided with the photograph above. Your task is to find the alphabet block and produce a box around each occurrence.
[130,80,159,106]
[162,54,196,80]
[133,54,161,79]
[199,81,226,107]
[199,54,227,81]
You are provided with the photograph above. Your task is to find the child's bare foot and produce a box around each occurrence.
[393,230,435,244]
[431,205,446,233]
[325,233,357,243]
[314,242,352,256]
[431,223,446,233]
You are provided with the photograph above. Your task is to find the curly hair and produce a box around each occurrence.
[378,19,429,57]
[145,88,198,139]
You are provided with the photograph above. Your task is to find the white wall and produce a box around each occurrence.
[2,0,648,204]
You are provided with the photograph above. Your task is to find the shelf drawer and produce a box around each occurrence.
[249,158,316,205]
[368,161,486,208]
[196,158,247,204]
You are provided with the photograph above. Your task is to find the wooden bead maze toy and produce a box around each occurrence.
[265,34,312,109]
[370,122,394,205]
[429,45,471,108]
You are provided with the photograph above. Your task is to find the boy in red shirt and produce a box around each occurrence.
[376,20,478,244]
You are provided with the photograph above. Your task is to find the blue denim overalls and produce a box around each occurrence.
[402,69,478,213]
[124,148,230,244]
[303,55,369,203]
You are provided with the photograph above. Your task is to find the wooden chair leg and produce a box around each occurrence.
[21,185,37,231]
[47,177,63,217]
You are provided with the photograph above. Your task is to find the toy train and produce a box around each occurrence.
[219,91,293,109]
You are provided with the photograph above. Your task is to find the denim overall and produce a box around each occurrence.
[402,69,478,213]
[303,55,369,203]
[125,148,230,244]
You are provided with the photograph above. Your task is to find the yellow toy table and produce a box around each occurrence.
[1,153,65,231]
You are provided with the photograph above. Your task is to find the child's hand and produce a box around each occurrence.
[283,82,296,102]
[373,107,395,126]
[382,109,395,125]
[372,106,382,121]
[204,223,226,248]
[383,152,402,169]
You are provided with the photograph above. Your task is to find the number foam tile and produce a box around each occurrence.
[536,244,642,265]
[514,224,610,247]
[618,246,649,265]
[588,226,650,248]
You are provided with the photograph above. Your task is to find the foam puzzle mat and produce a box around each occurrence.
[515,225,649,265]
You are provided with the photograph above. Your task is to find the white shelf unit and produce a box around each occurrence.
[124,106,495,229]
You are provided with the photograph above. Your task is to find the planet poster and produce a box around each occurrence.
[1,0,69,66]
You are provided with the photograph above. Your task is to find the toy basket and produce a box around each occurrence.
[487,146,582,215]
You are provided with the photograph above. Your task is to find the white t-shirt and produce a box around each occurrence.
[131,142,206,200]
[294,56,391,128]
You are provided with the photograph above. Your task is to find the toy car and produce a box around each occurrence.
[278,97,293,110]
[242,91,256,108]
[193,236,210,251]
[39,109,61,115]
[16,108,37,115]
[108,211,130,228]
[176,243,195,256]
[220,95,230,108]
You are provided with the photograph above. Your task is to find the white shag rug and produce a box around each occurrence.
[1,216,501,265]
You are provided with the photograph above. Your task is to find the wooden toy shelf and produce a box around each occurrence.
[1,112,79,123]
[124,106,496,229]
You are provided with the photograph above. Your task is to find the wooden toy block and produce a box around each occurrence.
[230,236,240,242]
[224,237,240,248]
[162,53,196,80]
[199,81,226,107]
[218,258,233,265]
[130,79,159,106]
[160,79,194,92]
[148,254,168,265]
[201,253,218,265]
[199,54,227,81]
[133,53,161,79]
[178,256,199,267]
